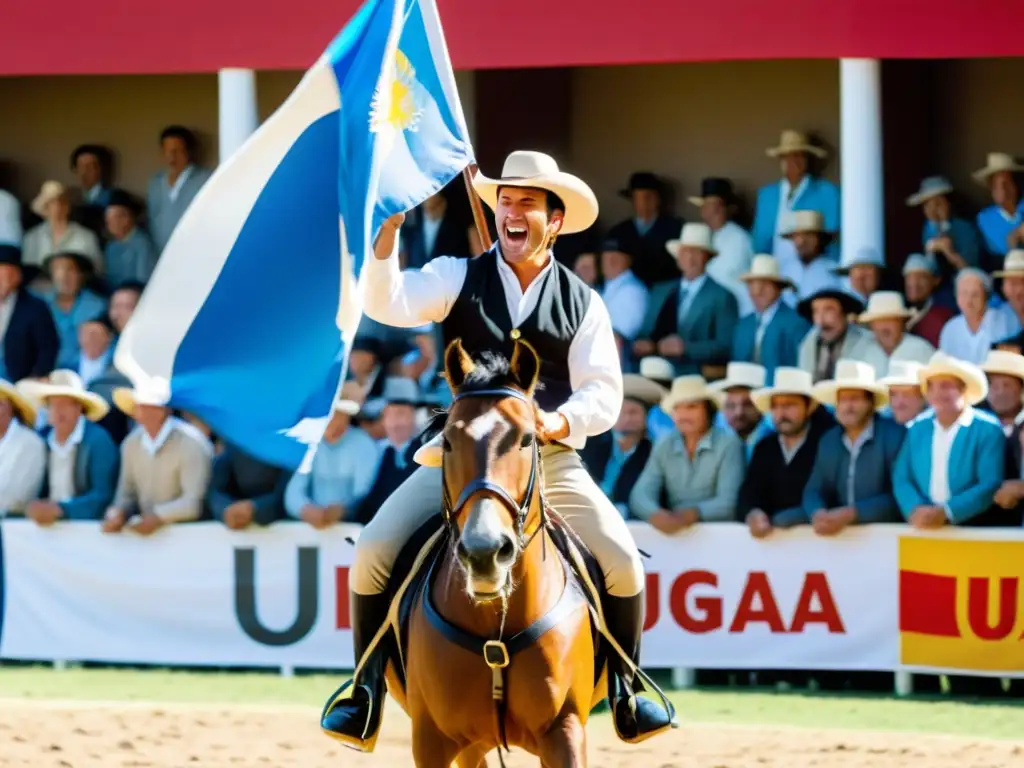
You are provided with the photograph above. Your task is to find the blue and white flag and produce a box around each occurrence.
[115,0,473,470]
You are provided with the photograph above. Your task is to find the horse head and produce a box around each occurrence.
[440,337,543,602]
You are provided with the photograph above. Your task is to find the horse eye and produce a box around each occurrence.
[520,433,535,448]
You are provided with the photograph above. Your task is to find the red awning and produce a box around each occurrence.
[3,0,1023,76]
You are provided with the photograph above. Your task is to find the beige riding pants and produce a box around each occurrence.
[351,444,645,598]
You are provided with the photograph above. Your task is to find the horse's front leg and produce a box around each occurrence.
[538,711,587,768]
[411,719,461,768]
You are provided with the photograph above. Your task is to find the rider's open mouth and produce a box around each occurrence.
[504,224,528,245]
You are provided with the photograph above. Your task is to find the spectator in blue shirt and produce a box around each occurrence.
[103,190,158,290]
[906,176,981,303]
[39,252,107,370]
[972,153,1024,264]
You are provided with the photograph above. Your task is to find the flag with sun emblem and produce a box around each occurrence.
[114,0,473,471]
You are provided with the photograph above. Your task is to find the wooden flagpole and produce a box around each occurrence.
[462,164,493,252]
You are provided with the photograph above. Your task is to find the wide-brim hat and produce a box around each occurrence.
[31,180,68,217]
[0,244,23,270]
[781,210,833,241]
[750,367,817,414]
[880,361,924,389]
[739,254,793,288]
[980,350,1024,384]
[906,176,954,207]
[687,177,736,207]
[0,378,38,424]
[832,246,884,277]
[638,356,674,387]
[618,171,664,198]
[43,250,95,277]
[112,376,172,420]
[707,362,767,406]
[20,369,109,421]
[472,151,599,235]
[622,374,667,405]
[379,376,423,407]
[810,359,889,409]
[993,249,1024,278]
[972,152,1024,185]
[918,352,988,406]
[766,130,827,159]
[902,253,939,277]
[797,288,865,321]
[660,375,715,412]
[666,222,717,258]
[858,291,914,324]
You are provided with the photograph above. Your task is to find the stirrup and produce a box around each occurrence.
[320,679,383,753]
[609,667,678,744]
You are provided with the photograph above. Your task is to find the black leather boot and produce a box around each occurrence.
[320,592,391,751]
[605,592,678,743]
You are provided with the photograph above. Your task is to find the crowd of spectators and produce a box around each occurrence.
[1,125,1024,698]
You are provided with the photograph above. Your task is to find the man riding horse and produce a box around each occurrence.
[321,151,676,748]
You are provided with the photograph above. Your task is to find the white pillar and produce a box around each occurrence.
[839,59,884,266]
[218,68,259,164]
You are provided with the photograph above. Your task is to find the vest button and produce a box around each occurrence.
[510,328,521,340]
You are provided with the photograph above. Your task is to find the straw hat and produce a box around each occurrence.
[766,130,827,159]
[832,246,884,276]
[622,374,667,406]
[906,176,954,207]
[918,352,988,406]
[665,223,717,258]
[0,378,38,424]
[781,210,833,239]
[880,361,924,389]
[334,381,366,416]
[639,356,674,387]
[660,375,715,412]
[749,367,817,414]
[858,291,915,324]
[707,362,766,406]
[811,359,889,409]
[20,370,109,421]
[979,349,1024,383]
[472,151,598,235]
[902,253,939,276]
[739,254,793,288]
[972,152,1024,185]
[993,249,1024,278]
[31,180,68,217]
[112,376,172,419]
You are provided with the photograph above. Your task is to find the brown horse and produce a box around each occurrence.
[384,338,603,767]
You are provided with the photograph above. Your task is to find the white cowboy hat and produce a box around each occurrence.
[832,246,884,276]
[707,362,766,406]
[918,351,988,406]
[766,130,827,159]
[993,249,1024,278]
[639,356,674,386]
[781,210,833,239]
[19,369,109,421]
[472,151,598,235]
[665,223,717,258]
[811,359,889,409]
[902,253,939,276]
[857,291,915,324]
[980,349,1024,383]
[749,367,817,414]
[972,152,1024,185]
[112,376,172,420]
[739,254,794,288]
[906,176,954,207]
[660,375,715,412]
[31,180,68,217]
[0,378,38,424]
[880,360,924,389]
[622,374,667,405]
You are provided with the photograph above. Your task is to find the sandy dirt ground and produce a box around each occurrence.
[0,700,1022,768]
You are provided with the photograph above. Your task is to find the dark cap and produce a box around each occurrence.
[0,244,23,269]
[106,188,142,215]
[619,171,664,198]
[797,288,865,321]
[43,251,95,277]
[692,177,735,203]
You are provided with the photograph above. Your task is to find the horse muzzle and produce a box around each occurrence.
[457,529,518,600]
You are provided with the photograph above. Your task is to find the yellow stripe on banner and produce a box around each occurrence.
[902,631,1024,672]
[899,537,1024,577]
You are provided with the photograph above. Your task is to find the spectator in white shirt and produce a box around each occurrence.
[689,178,754,316]
[0,379,46,514]
[0,188,22,248]
[833,246,884,304]
[22,182,103,275]
[778,210,841,303]
[991,248,1024,335]
[939,268,1016,365]
[599,238,649,353]
[859,292,936,377]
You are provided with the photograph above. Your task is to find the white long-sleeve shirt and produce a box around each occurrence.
[0,420,47,514]
[362,245,623,449]
[707,220,755,317]
[600,269,649,341]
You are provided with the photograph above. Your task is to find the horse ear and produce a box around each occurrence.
[443,338,475,392]
[510,338,541,395]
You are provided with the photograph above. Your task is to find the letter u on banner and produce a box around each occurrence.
[234,547,320,646]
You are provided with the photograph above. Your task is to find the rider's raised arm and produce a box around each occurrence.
[559,291,624,449]
[361,234,468,328]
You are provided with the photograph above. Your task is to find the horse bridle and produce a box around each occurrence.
[439,386,541,545]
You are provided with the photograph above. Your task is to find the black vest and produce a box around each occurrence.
[442,249,591,412]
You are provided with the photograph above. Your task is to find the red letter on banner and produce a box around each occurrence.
[729,572,785,633]
[644,573,659,631]
[967,576,1018,641]
[670,570,721,633]
[789,572,845,633]
[336,567,351,630]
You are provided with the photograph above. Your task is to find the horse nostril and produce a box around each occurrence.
[496,536,516,565]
